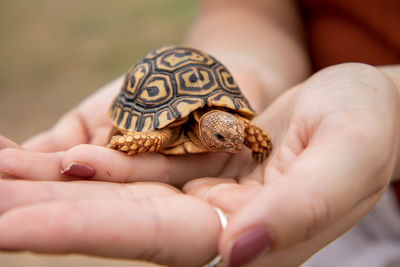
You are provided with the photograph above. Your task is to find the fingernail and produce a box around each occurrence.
[228,227,272,267]
[61,162,96,178]
[0,248,19,252]
[0,172,17,179]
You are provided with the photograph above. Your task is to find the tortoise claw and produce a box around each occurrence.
[242,119,272,163]
[108,134,161,155]
[107,128,174,156]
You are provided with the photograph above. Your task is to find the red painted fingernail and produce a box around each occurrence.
[228,227,272,267]
[0,248,19,252]
[0,172,17,179]
[61,162,96,178]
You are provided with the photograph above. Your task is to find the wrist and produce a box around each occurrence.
[185,4,311,110]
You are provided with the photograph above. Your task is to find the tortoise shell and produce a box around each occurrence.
[109,45,255,133]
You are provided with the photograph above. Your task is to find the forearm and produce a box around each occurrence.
[185,0,311,109]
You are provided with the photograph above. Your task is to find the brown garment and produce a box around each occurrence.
[298,0,400,205]
[393,180,400,206]
[299,0,400,71]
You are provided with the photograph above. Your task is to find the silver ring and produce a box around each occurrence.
[202,207,228,267]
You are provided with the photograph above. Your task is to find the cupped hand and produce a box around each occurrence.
[0,68,266,185]
[1,63,399,267]
[21,77,124,152]
[0,179,222,267]
[184,63,400,267]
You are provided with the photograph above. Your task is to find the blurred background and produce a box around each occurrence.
[0,0,197,266]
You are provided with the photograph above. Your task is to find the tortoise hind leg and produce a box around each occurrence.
[237,116,273,162]
[107,128,175,156]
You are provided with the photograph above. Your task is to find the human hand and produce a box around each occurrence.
[20,77,124,153]
[0,178,223,267]
[1,63,399,267]
[183,63,400,267]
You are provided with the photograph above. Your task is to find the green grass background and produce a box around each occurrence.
[0,1,197,266]
[0,0,197,142]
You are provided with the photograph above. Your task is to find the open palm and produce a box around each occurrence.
[1,63,399,267]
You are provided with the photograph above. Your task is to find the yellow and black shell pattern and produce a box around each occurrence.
[109,45,255,133]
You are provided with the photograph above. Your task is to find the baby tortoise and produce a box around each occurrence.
[107,45,272,162]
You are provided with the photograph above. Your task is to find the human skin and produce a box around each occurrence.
[186,0,311,110]
[1,1,400,267]
[1,63,400,267]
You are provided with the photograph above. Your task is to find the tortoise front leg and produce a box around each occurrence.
[107,128,175,156]
[237,116,273,162]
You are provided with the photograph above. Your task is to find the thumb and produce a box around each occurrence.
[220,143,392,267]
[220,63,400,267]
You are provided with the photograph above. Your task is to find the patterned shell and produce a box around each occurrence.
[109,45,255,133]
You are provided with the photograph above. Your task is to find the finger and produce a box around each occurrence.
[61,144,229,186]
[183,178,261,214]
[23,119,110,152]
[0,144,229,186]
[22,111,90,152]
[0,148,66,180]
[0,196,221,267]
[22,77,123,152]
[0,179,180,213]
[219,63,400,267]
[0,136,21,178]
[0,135,20,150]
[219,147,390,267]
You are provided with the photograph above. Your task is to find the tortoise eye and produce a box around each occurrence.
[215,133,226,142]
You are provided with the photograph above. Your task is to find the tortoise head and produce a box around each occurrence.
[198,110,245,153]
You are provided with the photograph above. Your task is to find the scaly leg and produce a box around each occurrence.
[238,116,273,162]
[107,128,175,156]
